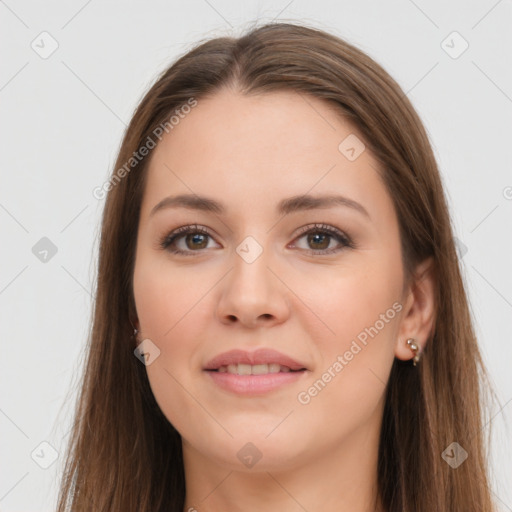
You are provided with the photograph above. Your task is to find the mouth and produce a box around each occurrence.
[203,348,308,372]
[207,363,306,375]
[203,349,309,395]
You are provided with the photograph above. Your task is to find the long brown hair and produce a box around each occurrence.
[56,21,496,511]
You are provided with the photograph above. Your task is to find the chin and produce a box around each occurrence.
[195,431,310,472]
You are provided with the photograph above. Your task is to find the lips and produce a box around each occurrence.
[204,348,308,395]
[204,348,308,373]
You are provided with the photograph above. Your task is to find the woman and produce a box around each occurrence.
[57,21,496,511]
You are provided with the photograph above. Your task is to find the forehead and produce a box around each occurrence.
[140,89,388,221]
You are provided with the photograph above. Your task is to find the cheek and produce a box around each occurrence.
[291,292,400,451]
[300,256,402,410]
[133,262,210,437]
[133,262,211,388]
[133,255,203,339]
[307,261,402,354]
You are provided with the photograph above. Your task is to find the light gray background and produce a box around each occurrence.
[1,1,511,510]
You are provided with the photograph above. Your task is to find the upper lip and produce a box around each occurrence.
[204,349,308,371]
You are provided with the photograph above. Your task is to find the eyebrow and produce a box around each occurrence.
[149,193,370,219]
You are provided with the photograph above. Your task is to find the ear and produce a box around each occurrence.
[394,256,436,361]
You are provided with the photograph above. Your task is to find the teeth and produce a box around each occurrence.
[251,364,269,375]
[217,363,296,375]
[238,364,252,376]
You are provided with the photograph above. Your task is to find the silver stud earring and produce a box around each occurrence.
[130,320,139,341]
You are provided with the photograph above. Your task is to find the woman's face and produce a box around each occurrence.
[133,88,412,472]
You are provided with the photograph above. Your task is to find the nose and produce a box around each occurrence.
[215,245,290,329]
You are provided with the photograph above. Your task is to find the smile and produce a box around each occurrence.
[215,363,302,375]
[204,365,307,395]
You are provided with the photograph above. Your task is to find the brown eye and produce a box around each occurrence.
[292,224,353,255]
[183,232,209,250]
[306,232,331,250]
[160,225,217,255]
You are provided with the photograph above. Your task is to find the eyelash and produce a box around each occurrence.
[159,223,354,256]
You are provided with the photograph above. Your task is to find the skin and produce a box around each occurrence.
[132,88,435,512]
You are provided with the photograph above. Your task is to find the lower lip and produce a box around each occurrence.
[205,370,307,395]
